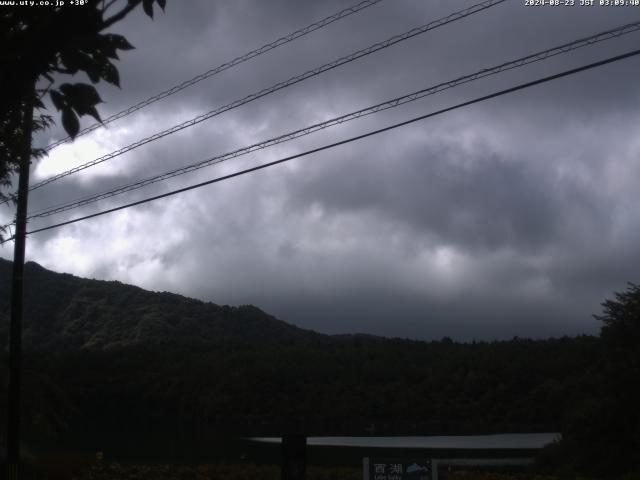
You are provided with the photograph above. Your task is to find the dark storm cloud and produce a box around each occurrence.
[4,0,640,340]
[282,113,627,253]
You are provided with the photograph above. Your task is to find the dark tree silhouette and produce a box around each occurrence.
[596,282,640,348]
[595,283,640,471]
[1,3,167,476]
[540,283,640,476]
[0,0,166,207]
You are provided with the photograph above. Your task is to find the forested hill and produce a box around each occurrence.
[0,258,320,351]
[1,257,601,435]
[1,259,638,475]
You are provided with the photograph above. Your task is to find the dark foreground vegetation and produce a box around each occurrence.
[14,460,632,480]
[46,462,616,480]
[1,259,639,478]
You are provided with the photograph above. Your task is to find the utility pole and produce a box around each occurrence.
[281,435,306,480]
[6,84,35,480]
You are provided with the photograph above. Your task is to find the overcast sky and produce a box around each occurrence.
[2,0,640,340]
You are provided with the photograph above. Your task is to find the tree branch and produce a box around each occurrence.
[101,1,140,30]
[102,0,121,14]
[51,67,73,74]
[36,77,54,101]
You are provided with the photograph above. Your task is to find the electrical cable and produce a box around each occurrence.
[1,47,635,244]
[24,19,640,220]
[43,0,387,152]
[27,0,506,191]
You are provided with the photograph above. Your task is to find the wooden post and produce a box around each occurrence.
[281,435,306,480]
[6,85,35,480]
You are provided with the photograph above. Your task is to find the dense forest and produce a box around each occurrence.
[0,259,638,476]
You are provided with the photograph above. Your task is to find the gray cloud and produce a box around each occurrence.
[3,0,640,340]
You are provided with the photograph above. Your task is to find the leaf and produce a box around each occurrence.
[33,148,48,160]
[96,35,119,60]
[58,84,104,122]
[100,62,120,88]
[61,107,79,138]
[60,50,99,77]
[59,51,81,74]
[59,84,73,96]
[86,67,101,84]
[156,0,166,10]
[60,83,102,107]
[76,83,103,106]
[104,33,135,51]
[142,0,154,18]
[78,105,102,124]
[33,114,53,132]
[50,90,66,111]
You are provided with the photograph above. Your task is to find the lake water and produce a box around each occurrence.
[250,433,560,449]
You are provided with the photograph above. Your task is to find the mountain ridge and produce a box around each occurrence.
[0,258,322,350]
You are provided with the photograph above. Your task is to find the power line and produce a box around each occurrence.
[28,0,506,191]
[4,47,636,243]
[43,0,387,152]
[24,19,640,220]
